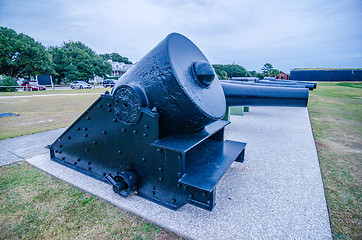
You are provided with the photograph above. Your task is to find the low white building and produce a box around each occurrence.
[109,60,133,77]
[92,60,134,84]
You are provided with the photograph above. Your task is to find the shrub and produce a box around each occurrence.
[0,75,18,92]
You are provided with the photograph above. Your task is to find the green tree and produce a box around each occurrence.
[0,75,18,92]
[99,53,132,64]
[261,63,273,76]
[269,69,280,78]
[219,70,228,80]
[255,73,264,79]
[248,70,257,77]
[49,42,112,83]
[213,64,251,79]
[0,27,52,78]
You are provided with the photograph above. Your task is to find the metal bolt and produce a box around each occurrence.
[193,61,215,87]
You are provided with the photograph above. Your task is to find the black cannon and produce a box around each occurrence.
[48,33,309,211]
[265,77,317,89]
[256,79,317,90]
[221,81,309,107]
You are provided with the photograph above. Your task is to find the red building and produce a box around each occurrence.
[278,71,289,80]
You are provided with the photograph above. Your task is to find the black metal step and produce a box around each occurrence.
[151,120,230,153]
[179,139,246,192]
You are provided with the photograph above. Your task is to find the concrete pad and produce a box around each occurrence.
[25,106,331,239]
[0,128,66,166]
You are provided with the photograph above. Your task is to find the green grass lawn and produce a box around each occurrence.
[308,82,361,239]
[0,162,179,239]
[0,83,361,239]
[0,89,111,140]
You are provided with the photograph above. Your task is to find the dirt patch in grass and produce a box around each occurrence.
[308,82,362,239]
[0,161,181,239]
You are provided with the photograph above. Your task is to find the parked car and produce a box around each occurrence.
[70,81,92,89]
[103,79,115,88]
[21,81,46,91]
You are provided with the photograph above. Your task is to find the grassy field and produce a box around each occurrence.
[0,83,361,239]
[0,89,108,140]
[0,162,179,239]
[308,82,361,239]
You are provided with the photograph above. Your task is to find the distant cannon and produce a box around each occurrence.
[221,81,309,107]
[48,33,310,211]
[257,79,317,90]
[267,78,318,89]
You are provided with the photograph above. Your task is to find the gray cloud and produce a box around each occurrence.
[0,0,361,72]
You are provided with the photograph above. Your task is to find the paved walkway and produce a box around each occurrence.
[7,106,332,239]
[0,128,65,166]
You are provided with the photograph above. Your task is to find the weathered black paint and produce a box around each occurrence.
[49,33,245,211]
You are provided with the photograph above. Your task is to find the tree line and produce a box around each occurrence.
[0,27,281,85]
[0,27,132,84]
[213,63,281,80]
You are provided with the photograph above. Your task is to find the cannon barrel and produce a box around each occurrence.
[257,79,316,90]
[221,81,309,107]
[266,78,317,89]
[221,80,306,88]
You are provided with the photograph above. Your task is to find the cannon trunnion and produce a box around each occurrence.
[49,33,246,211]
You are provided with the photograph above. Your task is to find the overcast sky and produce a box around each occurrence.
[0,0,361,72]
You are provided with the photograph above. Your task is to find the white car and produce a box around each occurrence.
[70,81,92,89]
